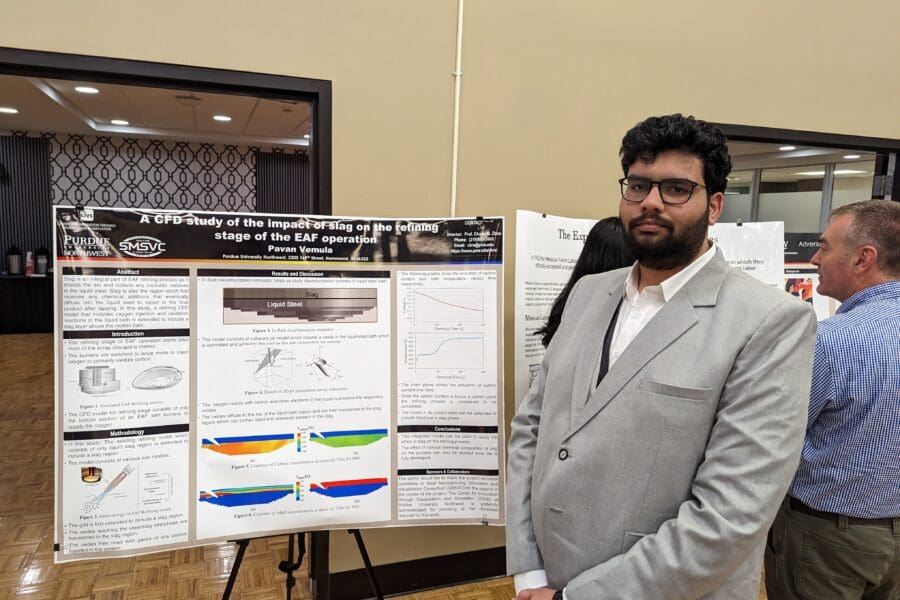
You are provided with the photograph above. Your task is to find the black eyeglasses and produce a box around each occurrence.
[618,176,706,205]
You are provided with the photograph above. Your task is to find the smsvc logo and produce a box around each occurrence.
[119,236,167,258]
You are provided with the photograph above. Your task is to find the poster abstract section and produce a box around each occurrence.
[53,206,504,562]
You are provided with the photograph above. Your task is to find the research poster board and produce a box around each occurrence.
[708,221,785,288]
[54,206,504,563]
[784,232,837,320]
[514,211,786,405]
[513,210,599,405]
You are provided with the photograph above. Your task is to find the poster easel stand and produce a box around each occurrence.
[349,528,384,600]
[222,530,384,600]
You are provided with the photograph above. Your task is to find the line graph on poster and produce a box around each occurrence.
[406,288,484,324]
[406,332,484,370]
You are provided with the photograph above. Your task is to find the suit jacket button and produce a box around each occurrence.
[558,448,568,460]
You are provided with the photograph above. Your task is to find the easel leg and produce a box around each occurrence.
[223,539,250,600]
[278,532,306,600]
[309,531,330,600]
[348,529,384,600]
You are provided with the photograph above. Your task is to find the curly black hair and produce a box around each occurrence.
[619,114,732,195]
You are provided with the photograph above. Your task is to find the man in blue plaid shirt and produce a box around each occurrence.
[766,199,900,600]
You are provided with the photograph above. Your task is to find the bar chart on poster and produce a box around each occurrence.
[53,207,504,563]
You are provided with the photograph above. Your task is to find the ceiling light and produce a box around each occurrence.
[110,119,129,126]
[779,145,797,151]
[213,115,232,122]
[843,154,861,159]
[0,107,18,114]
[75,86,99,94]
[795,169,866,176]
[303,134,310,139]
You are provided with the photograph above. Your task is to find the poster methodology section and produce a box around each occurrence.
[54,207,504,562]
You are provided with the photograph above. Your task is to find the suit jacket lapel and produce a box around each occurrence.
[569,279,626,428]
[566,250,729,440]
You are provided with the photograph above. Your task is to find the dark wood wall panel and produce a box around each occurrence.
[0,136,51,257]
[256,151,312,215]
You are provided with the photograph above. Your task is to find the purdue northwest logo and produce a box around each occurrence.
[118,236,167,258]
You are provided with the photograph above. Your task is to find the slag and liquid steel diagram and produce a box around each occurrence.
[223,287,378,324]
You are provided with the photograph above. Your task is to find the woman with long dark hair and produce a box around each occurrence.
[535,216,634,347]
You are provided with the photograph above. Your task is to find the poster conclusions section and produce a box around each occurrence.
[54,206,504,562]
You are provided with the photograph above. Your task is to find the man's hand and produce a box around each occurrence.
[516,587,557,600]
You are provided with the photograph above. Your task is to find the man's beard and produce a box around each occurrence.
[624,206,710,271]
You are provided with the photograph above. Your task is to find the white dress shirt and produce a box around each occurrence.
[609,243,717,367]
[513,244,718,598]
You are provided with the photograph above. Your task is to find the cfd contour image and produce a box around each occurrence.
[132,366,183,390]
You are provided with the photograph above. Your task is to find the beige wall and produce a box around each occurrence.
[4,0,898,573]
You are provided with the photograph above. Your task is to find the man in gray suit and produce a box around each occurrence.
[507,114,817,600]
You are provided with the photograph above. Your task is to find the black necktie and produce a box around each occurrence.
[597,297,623,386]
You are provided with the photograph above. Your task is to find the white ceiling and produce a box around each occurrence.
[0,74,881,168]
[728,141,875,172]
[0,74,311,149]
[727,141,877,184]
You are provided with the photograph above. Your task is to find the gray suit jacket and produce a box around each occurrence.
[506,250,816,599]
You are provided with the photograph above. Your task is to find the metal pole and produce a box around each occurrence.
[819,163,836,232]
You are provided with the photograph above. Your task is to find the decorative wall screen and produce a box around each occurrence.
[46,134,257,212]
